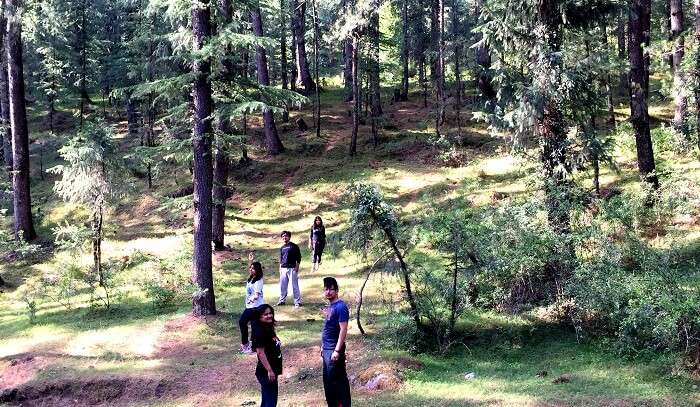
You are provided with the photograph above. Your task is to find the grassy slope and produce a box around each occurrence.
[0,87,699,406]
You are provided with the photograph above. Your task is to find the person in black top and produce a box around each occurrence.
[308,216,326,272]
[277,231,302,307]
[251,304,282,407]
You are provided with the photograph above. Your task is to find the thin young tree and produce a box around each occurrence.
[7,0,36,241]
[191,0,216,316]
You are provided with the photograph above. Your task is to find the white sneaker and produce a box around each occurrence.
[240,343,253,354]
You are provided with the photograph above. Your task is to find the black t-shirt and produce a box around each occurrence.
[310,226,326,247]
[280,242,301,268]
[251,323,282,375]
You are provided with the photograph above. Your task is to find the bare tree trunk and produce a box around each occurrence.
[400,0,409,101]
[291,0,315,93]
[665,0,674,70]
[311,0,321,138]
[78,0,89,129]
[212,0,234,251]
[600,21,616,128]
[629,0,659,189]
[350,34,359,156]
[342,0,353,102]
[369,8,381,146]
[434,0,445,135]
[192,0,216,316]
[695,0,700,153]
[419,53,427,108]
[289,5,297,93]
[671,0,687,131]
[617,15,628,95]
[280,0,289,90]
[452,0,461,136]
[251,4,285,155]
[0,2,11,176]
[7,0,35,241]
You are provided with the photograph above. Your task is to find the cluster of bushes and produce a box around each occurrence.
[345,178,700,365]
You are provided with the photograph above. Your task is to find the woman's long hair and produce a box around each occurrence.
[311,216,324,231]
[248,261,263,283]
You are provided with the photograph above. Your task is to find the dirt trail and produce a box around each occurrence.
[0,313,402,406]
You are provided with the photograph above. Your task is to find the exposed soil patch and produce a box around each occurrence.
[352,357,423,392]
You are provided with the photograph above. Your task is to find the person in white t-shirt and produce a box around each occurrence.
[239,261,264,354]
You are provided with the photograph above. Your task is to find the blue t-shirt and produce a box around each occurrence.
[322,300,350,350]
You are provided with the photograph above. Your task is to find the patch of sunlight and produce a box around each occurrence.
[481,155,520,175]
[102,234,188,258]
[92,357,162,372]
[0,326,71,357]
[64,320,165,358]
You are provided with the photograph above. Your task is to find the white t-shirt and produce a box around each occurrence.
[245,278,264,308]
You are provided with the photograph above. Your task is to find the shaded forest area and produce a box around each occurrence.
[1,0,700,405]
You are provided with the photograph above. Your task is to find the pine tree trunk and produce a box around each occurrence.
[0,1,10,175]
[311,0,321,138]
[617,15,628,95]
[291,0,315,93]
[666,0,674,70]
[600,21,616,128]
[671,0,687,130]
[629,0,659,188]
[400,0,409,101]
[350,34,359,156]
[191,0,216,316]
[251,5,285,155]
[433,0,445,135]
[78,0,89,128]
[369,8,382,144]
[212,0,234,251]
[280,0,289,90]
[419,53,427,108]
[289,8,297,93]
[452,2,462,135]
[7,0,35,241]
[695,0,700,152]
[342,0,353,102]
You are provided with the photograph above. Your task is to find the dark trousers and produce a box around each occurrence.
[322,349,351,407]
[239,308,256,345]
[256,370,278,407]
[312,243,325,263]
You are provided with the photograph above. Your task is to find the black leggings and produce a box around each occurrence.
[312,243,325,264]
[239,308,256,345]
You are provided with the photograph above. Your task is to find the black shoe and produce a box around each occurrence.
[276,300,286,306]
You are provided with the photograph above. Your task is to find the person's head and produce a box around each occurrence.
[281,231,291,243]
[248,261,263,282]
[323,277,339,302]
[255,304,275,325]
[313,216,323,228]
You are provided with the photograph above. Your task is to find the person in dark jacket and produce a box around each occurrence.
[277,231,302,307]
[251,304,282,407]
[308,216,326,272]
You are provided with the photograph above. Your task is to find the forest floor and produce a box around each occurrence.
[1,87,700,406]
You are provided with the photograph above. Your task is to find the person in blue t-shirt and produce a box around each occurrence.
[320,277,351,407]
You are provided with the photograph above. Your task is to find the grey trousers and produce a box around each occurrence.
[278,267,301,305]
